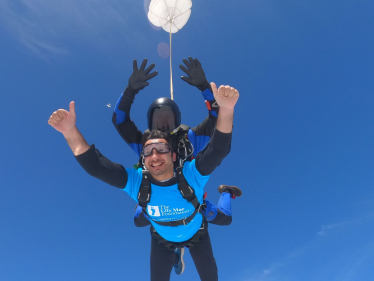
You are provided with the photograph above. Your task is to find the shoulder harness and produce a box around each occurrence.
[137,166,201,227]
[138,126,200,227]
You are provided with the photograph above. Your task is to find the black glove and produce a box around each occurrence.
[128,59,158,92]
[179,57,211,92]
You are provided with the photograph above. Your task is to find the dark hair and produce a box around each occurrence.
[142,130,174,153]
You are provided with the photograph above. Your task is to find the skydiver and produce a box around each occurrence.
[112,58,242,274]
[48,82,239,281]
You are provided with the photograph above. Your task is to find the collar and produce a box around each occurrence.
[150,172,177,186]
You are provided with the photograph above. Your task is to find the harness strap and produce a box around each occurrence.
[137,166,200,227]
[151,221,206,250]
[138,170,151,208]
[176,166,200,209]
[170,125,194,164]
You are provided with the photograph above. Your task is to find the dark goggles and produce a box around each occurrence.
[143,142,171,157]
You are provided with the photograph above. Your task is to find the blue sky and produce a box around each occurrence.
[1,0,374,280]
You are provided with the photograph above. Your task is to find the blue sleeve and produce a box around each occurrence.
[188,129,210,157]
[114,93,127,125]
[202,88,214,101]
[112,90,144,157]
[202,88,218,117]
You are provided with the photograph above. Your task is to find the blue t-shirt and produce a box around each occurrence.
[124,159,210,242]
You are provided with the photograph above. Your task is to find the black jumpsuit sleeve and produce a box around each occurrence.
[75,144,128,189]
[112,87,144,157]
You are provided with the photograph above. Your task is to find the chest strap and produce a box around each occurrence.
[137,167,201,227]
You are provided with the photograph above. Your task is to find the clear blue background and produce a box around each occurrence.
[1,1,374,280]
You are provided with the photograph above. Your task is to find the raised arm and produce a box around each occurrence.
[212,82,237,134]
[179,57,219,154]
[179,57,220,118]
[49,102,128,188]
[195,82,239,176]
[112,59,158,157]
[48,101,90,156]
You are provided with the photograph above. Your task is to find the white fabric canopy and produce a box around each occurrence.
[148,0,192,33]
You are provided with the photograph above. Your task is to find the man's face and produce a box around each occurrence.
[151,107,176,132]
[143,138,176,180]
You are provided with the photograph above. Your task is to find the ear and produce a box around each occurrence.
[172,152,177,162]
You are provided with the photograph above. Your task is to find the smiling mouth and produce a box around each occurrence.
[151,162,163,168]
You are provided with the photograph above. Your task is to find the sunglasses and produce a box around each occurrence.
[143,142,171,157]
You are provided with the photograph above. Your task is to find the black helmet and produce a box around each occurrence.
[147,97,181,132]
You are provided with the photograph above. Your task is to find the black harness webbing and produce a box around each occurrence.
[138,170,151,208]
[175,166,200,210]
[151,220,206,250]
[137,166,201,227]
[170,125,194,164]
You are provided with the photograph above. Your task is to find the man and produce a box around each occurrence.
[48,82,239,281]
[112,57,219,158]
[113,58,242,275]
[113,58,242,227]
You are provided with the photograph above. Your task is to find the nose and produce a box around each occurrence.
[149,148,161,157]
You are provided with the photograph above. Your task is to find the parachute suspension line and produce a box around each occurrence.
[169,20,174,100]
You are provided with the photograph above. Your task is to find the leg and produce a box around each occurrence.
[189,224,218,281]
[150,235,175,281]
[173,247,185,275]
[217,185,242,198]
[217,192,232,216]
[204,193,232,225]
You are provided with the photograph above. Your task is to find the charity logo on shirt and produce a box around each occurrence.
[147,205,161,216]
[147,205,190,218]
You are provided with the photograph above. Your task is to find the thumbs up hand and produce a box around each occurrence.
[48,101,77,134]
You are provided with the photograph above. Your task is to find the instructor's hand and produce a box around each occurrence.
[211,82,239,110]
[179,57,211,92]
[128,59,158,92]
[48,101,76,134]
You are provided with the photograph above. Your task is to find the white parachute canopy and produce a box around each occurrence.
[148,0,192,33]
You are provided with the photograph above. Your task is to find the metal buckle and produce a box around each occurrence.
[183,219,187,226]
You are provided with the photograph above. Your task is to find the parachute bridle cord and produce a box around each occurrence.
[168,15,174,100]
